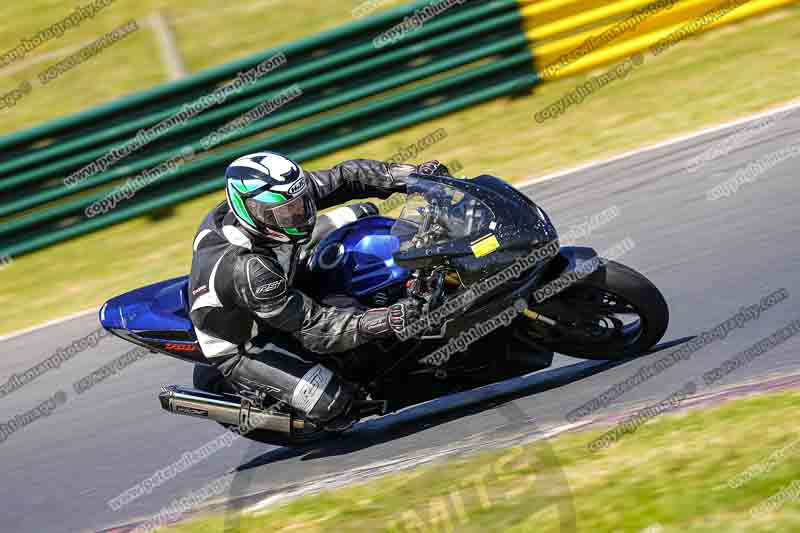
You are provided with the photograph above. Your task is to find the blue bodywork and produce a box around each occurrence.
[100,276,193,335]
[99,216,410,359]
[307,216,410,301]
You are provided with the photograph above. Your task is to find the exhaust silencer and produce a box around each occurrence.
[159,385,312,438]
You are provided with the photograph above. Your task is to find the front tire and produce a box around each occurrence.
[536,260,669,360]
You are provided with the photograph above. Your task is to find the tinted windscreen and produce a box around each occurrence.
[391,177,494,250]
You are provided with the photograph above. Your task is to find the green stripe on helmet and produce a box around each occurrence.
[231,179,265,194]
[228,184,256,228]
[285,227,308,236]
[253,191,288,204]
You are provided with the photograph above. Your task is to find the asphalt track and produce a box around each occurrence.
[2,104,800,533]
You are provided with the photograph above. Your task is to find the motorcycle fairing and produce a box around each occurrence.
[100,276,205,363]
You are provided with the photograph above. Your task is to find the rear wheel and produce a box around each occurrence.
[534,260,669,360]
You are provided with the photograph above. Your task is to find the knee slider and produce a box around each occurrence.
[292,364,355,423]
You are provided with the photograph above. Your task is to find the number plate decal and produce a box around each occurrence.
[470,234,500,257]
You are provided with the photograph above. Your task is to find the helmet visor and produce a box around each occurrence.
[273,193,316,229]
[245,190,316,234]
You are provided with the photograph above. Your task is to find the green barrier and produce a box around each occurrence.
[0,27,527,216]
[0,0,518,180]
[0,0,537,257]
[0,69,538,259]
[0,0,440,154]
[0,48,535,235]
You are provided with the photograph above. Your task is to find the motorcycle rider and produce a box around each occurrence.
[188,152,451,430]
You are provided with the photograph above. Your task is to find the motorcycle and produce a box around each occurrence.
[100,173,668,446]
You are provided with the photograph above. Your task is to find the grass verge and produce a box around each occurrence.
[160,388,800,532]
[1,6,799,334]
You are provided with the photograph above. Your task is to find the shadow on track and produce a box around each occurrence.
[234,336,695,472]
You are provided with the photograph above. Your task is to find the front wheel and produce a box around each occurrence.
[534,260,669,360]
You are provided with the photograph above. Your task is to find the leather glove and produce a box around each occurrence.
[383,160,452,196]
[357,298,423,340]
[418,160,452,177]
[388,298,423,337]
[384,163,414,192]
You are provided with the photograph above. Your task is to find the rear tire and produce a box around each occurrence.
[538,260,669,360]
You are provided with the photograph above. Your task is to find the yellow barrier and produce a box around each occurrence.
[524,0,668,41]
[520,0,618,28]
[532,0,735,70]
[520,0,799,80]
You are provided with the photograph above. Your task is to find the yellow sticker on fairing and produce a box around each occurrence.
[470,234,500,257]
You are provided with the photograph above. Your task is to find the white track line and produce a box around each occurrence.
[5,98,800,343]
[516,98,800,189]
[0,307,97,343]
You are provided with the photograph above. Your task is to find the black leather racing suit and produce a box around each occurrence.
[188,159,418,424]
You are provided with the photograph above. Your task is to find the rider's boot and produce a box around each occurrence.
[216,346,359,430]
